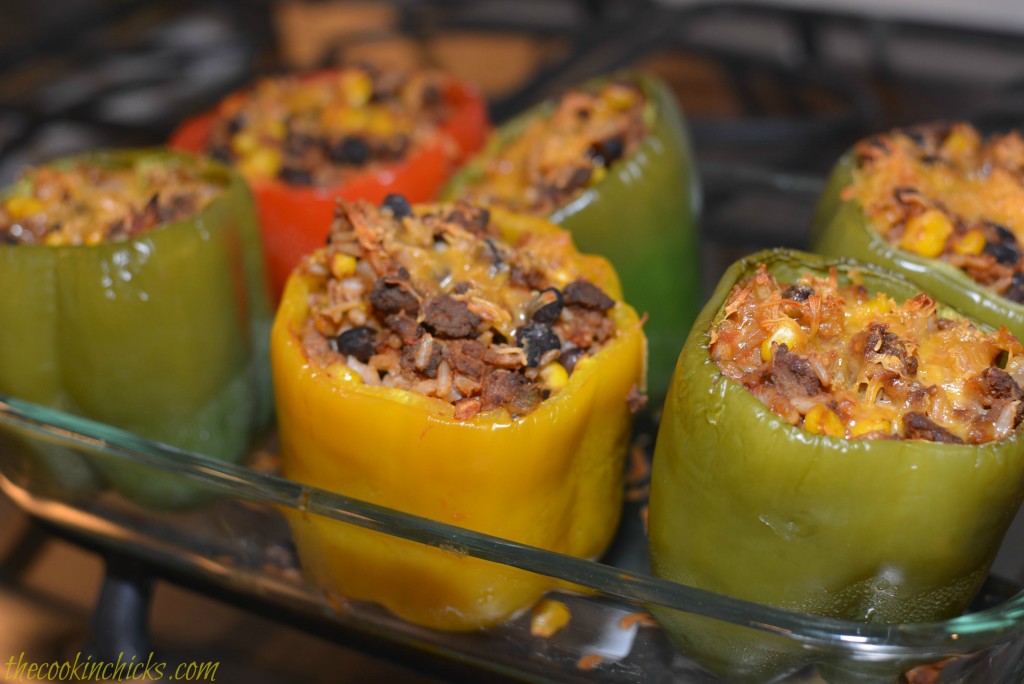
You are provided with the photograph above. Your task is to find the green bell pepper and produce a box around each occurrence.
[811,154,1024,342]
[648,248,1024,681]
[0,149,272,508]
[443,73,702,399]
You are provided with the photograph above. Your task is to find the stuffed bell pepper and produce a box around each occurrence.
[812,122,1024,342]
[648,249,1024,680]
[0,149,272,508]
[273,197,646,630]
[443,73,701,399]
[170,65,489,300]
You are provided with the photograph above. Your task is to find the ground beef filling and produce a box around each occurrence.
[301,199,620,420]
[0,161,220,246]
[846,122,1024,303]
[461,81,648,215]
[204,66,451,187]
[710,265,1024,444]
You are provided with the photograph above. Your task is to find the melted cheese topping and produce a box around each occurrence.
[459,81,647,215]
[205,66,451,187]
[845,122,1024,302]
[710,265,1024,444]
[0,160,220,246]
[301,200,621,419]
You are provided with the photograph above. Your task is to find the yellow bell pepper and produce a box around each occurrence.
[272,206,646,631]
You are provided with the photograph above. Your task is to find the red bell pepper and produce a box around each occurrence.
[169,70,489,300]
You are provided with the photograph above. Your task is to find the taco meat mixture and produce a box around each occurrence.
[300,198,624,420]
[711,265,1024,444]
[0,160,219,246]
[461,81,648,215]
[205,65,453,187]
[847,122,1024,303]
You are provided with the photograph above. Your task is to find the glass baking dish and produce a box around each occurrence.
[2,392,1024,684]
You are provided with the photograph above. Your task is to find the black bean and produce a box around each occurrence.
[329,136,370,165]
[559,346,586,374]
[279,167,313,186]
[516,323,562,368]
[987,222,1017,245]
[906,129,928,148]
[226,115,245,134]
[985,241,1020,266]
[336,326,377,363]
[208,145,232,164]
[1005,273,1024,303]
[781,285,814,302]
[592,136,625,165]
[382,193,413,219]
[528,288,563,325]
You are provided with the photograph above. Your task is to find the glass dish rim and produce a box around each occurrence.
[2,392,1023,657]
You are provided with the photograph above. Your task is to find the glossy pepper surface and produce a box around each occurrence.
[443,73,701,399]
[648,249,1024,680]
[811,155,1024,342]
[0,149,272,508]
[272,207,645,631]
[170,70,489,301]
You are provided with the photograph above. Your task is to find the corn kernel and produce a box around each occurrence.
[286,88,324,112]
[321,106,368,132]
[330,253,357,279]
[231,131,260,156]
[365,112,396,138]
[263,119,287,141]
[530,600,572,638]
[238,148,282,180]
[84,230,105,246]
[862,293,893,316]
[342,71,374,108]
[603,84,637,111]
[44,231,66,246]
[953,229,986,255]
[760,319,804,361]
[851,417,891,438]
[804,404,844,437]
[5,195,44,220]
[940,125,979,159]
[899,209,953,258]
[591,164,608,185]
[540,362,569,391]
